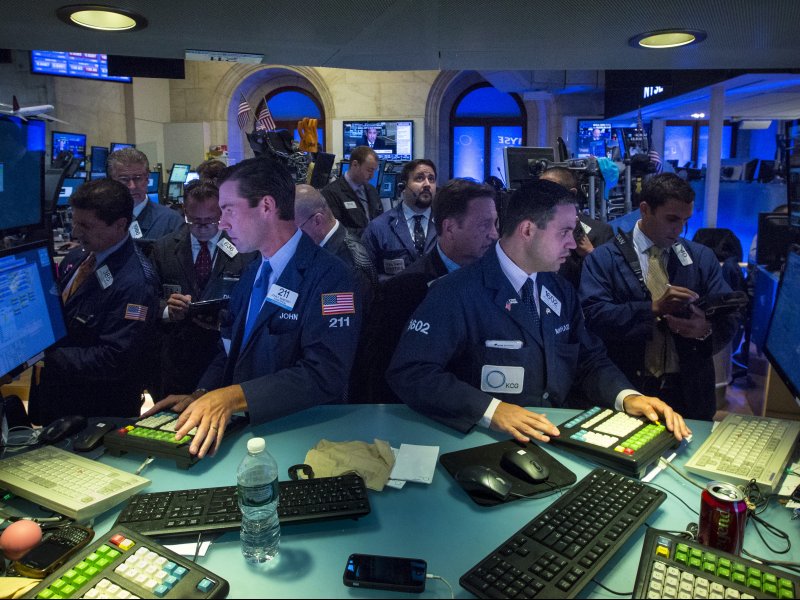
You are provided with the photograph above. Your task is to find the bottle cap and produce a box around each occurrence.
[247,437,266,454]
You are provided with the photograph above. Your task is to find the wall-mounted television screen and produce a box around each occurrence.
[0,115,46,235]
[51,131,86,163]
[343,120,413,162]
[31,51,131,83]
[577,119,649,159]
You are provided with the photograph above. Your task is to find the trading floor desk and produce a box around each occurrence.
[13,406,800,598]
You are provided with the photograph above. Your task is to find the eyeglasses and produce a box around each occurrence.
[185,215,220,227]
[114,174,149,185]
[298,212,320,230]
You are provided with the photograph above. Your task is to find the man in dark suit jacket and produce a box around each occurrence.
[350,179,499,403]
[29,179,159,425]
[388,180,690,442]
[580,174,739,420]
[294,184,377,303]
[107,147,183,241]
[144,157,361,458]
[361,159,438,279]
[360,126,387,150]
[321,146,382,235]
[150,180,257,396]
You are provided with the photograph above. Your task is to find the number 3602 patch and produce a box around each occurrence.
[407,319,430,334]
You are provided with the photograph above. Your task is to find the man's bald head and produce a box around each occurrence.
[294,184,335,244]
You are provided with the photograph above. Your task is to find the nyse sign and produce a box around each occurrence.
[497,136,523,145]
[643,85,664,99]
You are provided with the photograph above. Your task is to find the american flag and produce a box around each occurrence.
[254,97,276,132]
[124,303,149,321]
[236,95,252,131]
[321,292,355,315]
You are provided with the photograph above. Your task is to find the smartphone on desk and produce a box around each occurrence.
[343,553,427,593]
[13,524,94,578]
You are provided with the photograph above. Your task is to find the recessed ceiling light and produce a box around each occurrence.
[57,5,148,32]
[629,29,706,49]
[691,113,706,119]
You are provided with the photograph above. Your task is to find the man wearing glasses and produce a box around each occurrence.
[150,180,256,396]
[107,147,183,242]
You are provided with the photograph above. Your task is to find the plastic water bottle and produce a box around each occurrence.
[237,437,280,563]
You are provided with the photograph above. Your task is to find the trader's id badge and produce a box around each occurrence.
[217,238,238,258]
[480,365,524,394]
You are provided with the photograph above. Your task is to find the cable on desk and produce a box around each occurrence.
[646,482,699,516]
[657,457,705,490]
[426,573,454,599]
[135,455,155,476]
[591,578,632,596]
[193,532,203,563]
[508,480,569,500]
[0,426,41,448]
[741,550,800,576]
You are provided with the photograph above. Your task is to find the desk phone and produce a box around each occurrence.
[103,413,248,469]
[549,407,680,478]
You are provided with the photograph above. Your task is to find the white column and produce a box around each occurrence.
[704,84,725,228]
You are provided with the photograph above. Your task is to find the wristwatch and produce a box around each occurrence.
[694,327,712,341]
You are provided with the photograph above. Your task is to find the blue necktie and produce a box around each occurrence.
[520,278,541,331]
[243,261,272,342]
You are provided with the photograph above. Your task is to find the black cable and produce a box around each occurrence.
[748,513,791,555]
[741,550,800,576]
[647,482,700,516]
[591,578,632,596]
[509,481,571,501]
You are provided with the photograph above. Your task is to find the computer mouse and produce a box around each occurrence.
[455,465,512,501]
[501,448,550,483]
[38,415,88,445]
[73,421,116,452]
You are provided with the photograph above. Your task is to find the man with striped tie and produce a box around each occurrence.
[29,178,160,425]
[144,157,361,458]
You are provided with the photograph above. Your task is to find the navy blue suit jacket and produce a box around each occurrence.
[387,244,630,433]
[198,233,361,425]
[579,233,737,419]
[361,204,437,278]
[136,201,184,241]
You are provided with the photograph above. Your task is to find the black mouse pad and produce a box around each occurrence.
[439,439,576,507]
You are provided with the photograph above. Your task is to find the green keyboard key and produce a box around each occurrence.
[763,582,778,596]
[717,566,731,579]
[733,571,746,585]
[703,561,716,573]
[690,556,702,569]
[675,551,688,564]
[718,557,731,570]
[748,576,763,591]
[36,590,55,599]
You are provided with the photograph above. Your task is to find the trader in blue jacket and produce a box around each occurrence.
[388,179,690,443]
[579,173,738,420]
[145,157,361,457]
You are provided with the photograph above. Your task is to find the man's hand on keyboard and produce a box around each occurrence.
[141,394,194,417]
[622,395,691,441]
[173,385,248,458]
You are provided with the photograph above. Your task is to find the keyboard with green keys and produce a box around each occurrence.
[103,412,248,469]
[633,528,799,599]
[22,525,228,599]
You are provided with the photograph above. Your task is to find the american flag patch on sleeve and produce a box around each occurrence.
[124,303,149,321]
[321,292,355,315]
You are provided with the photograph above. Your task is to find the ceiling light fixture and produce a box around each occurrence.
[629,29,706,49]
[57,5,148,32]
[691,113,706,119]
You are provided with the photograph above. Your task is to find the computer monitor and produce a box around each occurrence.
[756,213,800,271]
[169,163,191,184]
[57,177,84,207]
[379,172,398,199]
[0,115,46,235]
[88,171,105,181]
[147,171,161,194]
[764,246,800,401]
[309,152,336,189]
[51,131,86,165]
[0,240,67,379]
[90,145,108,174]
[577,121,612,158]
[342,121,413,162]
[788,148,800,229]
[110,142,135,153]
[184,171,199,184]
[503,146,556,190]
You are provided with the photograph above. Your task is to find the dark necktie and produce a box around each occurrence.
[194,242,212,291]
[355,186,369,217]
[243,261,272,342]
[413,215,426,256]
[62,252,96,302]
[520,278,541,331]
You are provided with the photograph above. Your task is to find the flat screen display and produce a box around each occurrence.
[503,146,555,189]
[343,121,413,162]
[0,241,67,379]
[764,247,800,399]
[90,145,108,173]
[57,177,84,207]
[110,142,135,153]
[52,131,87,163]
[0,115,46,235]
[31,51,131,83]
[577,119,648,159]
[169,164,191,183]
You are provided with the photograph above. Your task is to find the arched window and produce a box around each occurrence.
[265,87,326,151]
[450,83,526,183]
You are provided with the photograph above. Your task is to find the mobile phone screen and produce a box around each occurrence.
[344,554,427,591]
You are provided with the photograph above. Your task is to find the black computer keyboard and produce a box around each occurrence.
[115,473,371,537]
[460,467,666,599]
[21,525,228,599]
[633,528,799,599]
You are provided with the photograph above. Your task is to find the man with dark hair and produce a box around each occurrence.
[144,157,361,458]
[360,126,387,150]
[195,159,227,183]
[294,184,377,301]
[388,179,690,442]
[29,178,160,424]
[540,166,614,288]
[580,173,739,420]
[361,158,438,278]
[107,147,183,241]
[150,180,257,396]
[352,178,499,402]
[321,146,382,235]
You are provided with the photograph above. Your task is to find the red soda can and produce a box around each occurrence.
[698,481,748,554]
